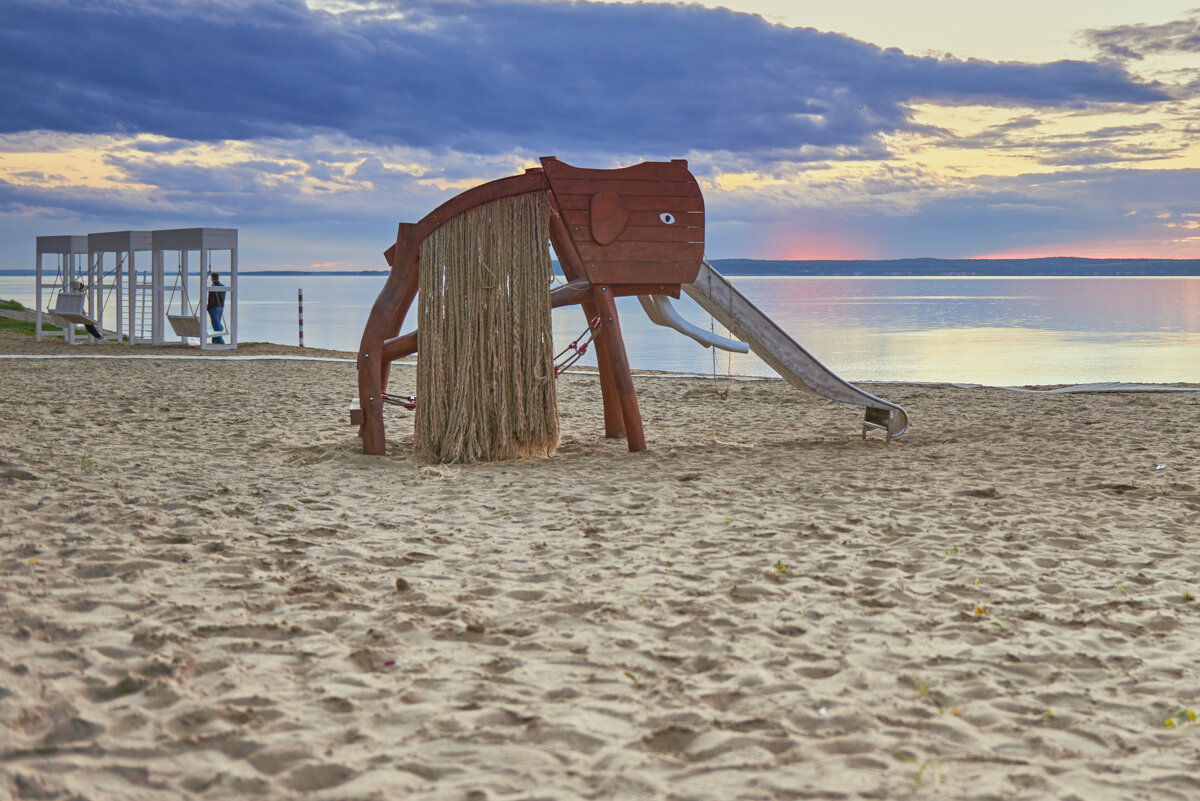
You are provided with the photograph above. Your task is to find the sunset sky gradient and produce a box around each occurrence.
[1,0,1197,270]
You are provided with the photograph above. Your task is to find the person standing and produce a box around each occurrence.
[207,272,226,344]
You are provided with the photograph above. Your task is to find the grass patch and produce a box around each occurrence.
[1,299,61,335]
[0,317,59,335]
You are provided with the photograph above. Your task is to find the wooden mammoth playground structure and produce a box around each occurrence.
[354,157,908,462]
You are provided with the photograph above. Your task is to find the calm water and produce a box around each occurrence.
[4,274,1197,385]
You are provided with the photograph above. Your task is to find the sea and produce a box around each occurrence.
[3,273,1197,386]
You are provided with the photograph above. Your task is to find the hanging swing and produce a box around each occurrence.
[51,290,94,326]
[165,266,204,338]
[167,312,203,338]
[47,256,100,329]
[52,258,123,340]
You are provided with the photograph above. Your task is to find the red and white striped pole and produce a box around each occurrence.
[298,288,304,348]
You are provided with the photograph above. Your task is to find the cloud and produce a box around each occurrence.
[0,134,526,227]
[1084,11,1200,61]
[2,2,1195,264]
[946,118,1185,166]
[851,166,1200,256]
[0,0,1173,161]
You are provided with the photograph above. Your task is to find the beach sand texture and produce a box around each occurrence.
[3,333,1200,800]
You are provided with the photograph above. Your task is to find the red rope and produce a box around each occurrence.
[381,393,416,410]
[554,316,601,376]
[384,316,601,408]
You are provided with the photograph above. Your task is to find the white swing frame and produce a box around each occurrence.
[35,235,95,344]
[152,228,238,350]
[88,230,153,345]
[35,229,238,349]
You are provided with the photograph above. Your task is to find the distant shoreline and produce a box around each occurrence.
[708,257,1200,277]
[4,257,1198,278]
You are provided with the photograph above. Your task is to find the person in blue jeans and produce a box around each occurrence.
[207,272,226,344]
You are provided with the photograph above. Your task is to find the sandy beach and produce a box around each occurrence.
[2,330,1199,800]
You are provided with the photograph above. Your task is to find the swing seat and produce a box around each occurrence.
[167,314,202,337]
[51,292,98,326]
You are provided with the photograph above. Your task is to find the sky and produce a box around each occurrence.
[1,0,1198,270]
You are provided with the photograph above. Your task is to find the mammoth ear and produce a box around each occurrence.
[590,189,628,245]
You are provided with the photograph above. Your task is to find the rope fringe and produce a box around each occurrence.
[414,192,559,463]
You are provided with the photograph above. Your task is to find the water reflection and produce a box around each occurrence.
[740,277,1200,334]
[556,277,1200,384]
[3,274,1196,385]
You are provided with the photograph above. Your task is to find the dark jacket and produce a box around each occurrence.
[207,279,225,311]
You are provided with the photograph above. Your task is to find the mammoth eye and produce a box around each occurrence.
[659,213,676,225]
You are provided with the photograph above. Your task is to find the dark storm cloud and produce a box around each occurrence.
[0,0,1173,159]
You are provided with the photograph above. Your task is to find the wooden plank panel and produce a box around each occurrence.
[542,156,704,289]
[568,223,703,245]
[549,281,682,305]
[575,240,705,263]
[608,283,681,299]
[550,178,699,199]
[561,208,703,228]
[555,194,705,212]
[585,260,703,286]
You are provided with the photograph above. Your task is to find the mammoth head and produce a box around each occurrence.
[541,157,705,287]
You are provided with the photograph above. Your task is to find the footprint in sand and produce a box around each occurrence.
[249,746,312,776]
[282,763,355,791]
[40,715,104,746]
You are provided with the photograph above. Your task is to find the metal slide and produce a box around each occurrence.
[683,259,908,442]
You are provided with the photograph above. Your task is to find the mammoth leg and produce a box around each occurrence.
[583,297,626,439]
[547,196,625,438]
[592,284,646,452]
[358,223,420,455]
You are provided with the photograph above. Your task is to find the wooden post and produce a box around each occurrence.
[592,284,645,452]
[298,288,304,347]
[358,223,421,455]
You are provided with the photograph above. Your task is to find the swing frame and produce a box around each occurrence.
[36,235,92,344]
[89,230,153,345]
[34,229,238,348]
[152,228,237,349]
